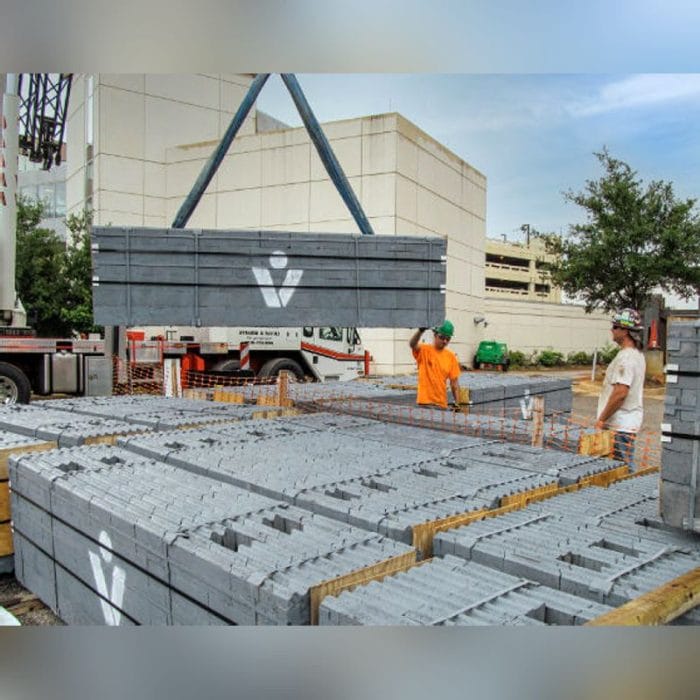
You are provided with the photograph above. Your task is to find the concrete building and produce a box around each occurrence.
[485,237,560,303]
[65,73,611,373]
[18,159,68,239]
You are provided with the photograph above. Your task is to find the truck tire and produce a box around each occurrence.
[0,362,31,404]
[502,359,510,372]
[258,357,305,382]
[212,358,241,372]
[473,355,481,370]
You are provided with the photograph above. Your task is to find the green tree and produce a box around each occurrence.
[15,196,72,336]
[536,149,700,312]
[15,197,99,337]
[62,209,101,336]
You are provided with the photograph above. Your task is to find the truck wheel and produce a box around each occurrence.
[212,358,241,372]
[0,362,31,404]
[502,359,510,372]
[258,358,305,382]
[473,355,481,370]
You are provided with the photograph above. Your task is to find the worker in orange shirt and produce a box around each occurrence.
[409,320,461,409]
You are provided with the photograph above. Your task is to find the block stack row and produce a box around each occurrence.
[117,414,626,549]
[5,406,648,626]
[372,373,573,416]
[321,475,700,625]
[661,320,700,531]
[10,445,413,625]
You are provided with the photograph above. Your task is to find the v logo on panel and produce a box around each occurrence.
[252,251,304,308]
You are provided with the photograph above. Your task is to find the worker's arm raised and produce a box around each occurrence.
[409,328,427,350]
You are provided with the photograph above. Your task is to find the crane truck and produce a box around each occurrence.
[0,73,368,404]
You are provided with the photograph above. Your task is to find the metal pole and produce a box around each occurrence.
[591,348,598,382]
[171,73,270,229]
[280,73,374,236]
[0,74,20,325]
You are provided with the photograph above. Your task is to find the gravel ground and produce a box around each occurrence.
[0,573,63,625]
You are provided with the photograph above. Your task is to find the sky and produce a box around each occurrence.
[256,73,700,243]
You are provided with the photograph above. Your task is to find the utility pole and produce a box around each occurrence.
[520,223,531,246]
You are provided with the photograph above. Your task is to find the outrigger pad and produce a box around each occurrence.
[91,227,447,328]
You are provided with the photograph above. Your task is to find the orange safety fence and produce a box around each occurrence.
[289,392,662,473]
[108,359,662,473]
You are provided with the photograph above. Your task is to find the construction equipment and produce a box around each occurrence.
[473,340,510,371]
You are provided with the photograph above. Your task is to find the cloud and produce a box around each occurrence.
[571,74,700,117]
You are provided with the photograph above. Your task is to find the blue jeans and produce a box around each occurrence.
[613,431,636,471]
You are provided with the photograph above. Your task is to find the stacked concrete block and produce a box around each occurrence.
[447,442,625,488]
[1,432,58,573]
[0,404,146,447]
[116,413,622,547]
[10,447,276,625]
[10,445,412,625]
[434,475,700,621]
[369,373,573,416]
[661,320,700,531]
[288,416,498,455]
[92,227,447,328]
[120,428,433,502]
[319,555,612,625]
[293,460,553,543]
[169,504,412,625]
[315,399,606,459]
[219,379,408,407]
[34,395,264,430]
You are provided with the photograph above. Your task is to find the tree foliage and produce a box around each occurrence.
[62,209,101,336]
[536,149,700,312]
[15,196,99,337]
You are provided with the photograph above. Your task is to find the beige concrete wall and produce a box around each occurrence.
[66,73,255,225]
[163,112,488,375]
[481,298,611,356]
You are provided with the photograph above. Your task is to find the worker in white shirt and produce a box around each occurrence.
[595,308,646,469]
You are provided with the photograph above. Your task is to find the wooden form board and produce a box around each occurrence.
[309,549,418,624]
[586,566,700,626]
[91,227,447,328]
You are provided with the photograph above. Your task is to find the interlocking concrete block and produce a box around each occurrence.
[319,555,611,626]
[13,533,58,612]
[435,482,700,612]
[170,504,414,624]
[54,565,136,626]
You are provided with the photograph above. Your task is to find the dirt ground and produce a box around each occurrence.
[0,376,666,626]
[0,573,62,625]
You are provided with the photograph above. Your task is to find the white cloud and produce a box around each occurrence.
[571,74,700,117]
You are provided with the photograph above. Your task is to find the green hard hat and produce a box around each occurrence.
[432,320,455,338]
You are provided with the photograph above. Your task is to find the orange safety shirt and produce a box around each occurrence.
[412,343,460,408]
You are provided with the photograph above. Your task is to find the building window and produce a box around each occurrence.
[485,278,529,291]
[55,183,66,216]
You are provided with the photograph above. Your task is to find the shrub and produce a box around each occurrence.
[599,343,620,364]
[508,350,528,368]
[566,350,592,365]
[536,349,565,367]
